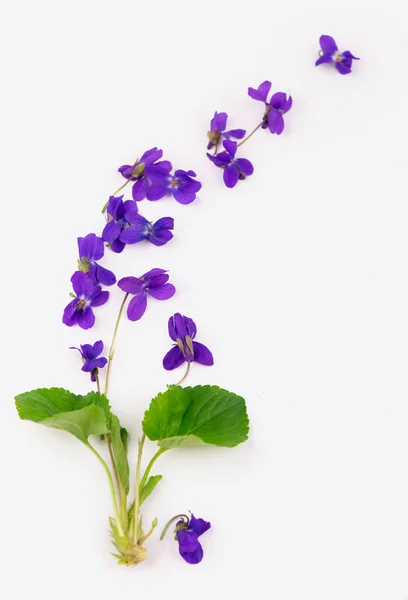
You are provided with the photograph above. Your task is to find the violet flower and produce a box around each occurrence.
[207,111,246,150]
[163,313,213,370]
[102,195,140,254]
[248,80,292,135]
[78,233,116,286]
[63,271,109,330]
[147,169,202,205]
[70,340,107,381]
[176,514,211,565]
[207,140,253,188]
[118,269,176,321]
[119,215,174,247]
[118,148,172,201]
[315,35,360,75]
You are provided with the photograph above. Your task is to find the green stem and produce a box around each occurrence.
[105,292,129,400]
[174,361,191,386]
[133,434,146,544]
[237,121,263,147]
[160,514,189,540]
[102,157,139,213]
[86,442,124,537]
[139,447,167,492]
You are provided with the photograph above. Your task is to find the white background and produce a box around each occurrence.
[1,0,408,598]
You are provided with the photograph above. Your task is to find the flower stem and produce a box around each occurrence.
[105,292,129,399]
[101,157,139,213]
[86,441,124,537]
[160,514,189,541]
[133,433,146,544]
[139,447,167,492]
[237,121,263,147]
[95,373,101,394]
[174,361,191,386]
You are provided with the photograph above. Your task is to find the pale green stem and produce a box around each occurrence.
[237,121,263,147]
[104,293,129,399]
[139,447,167,492]
[174,361,191,386]
[86,442,124,537]
[160,514,189,540]
[133,433,146,544]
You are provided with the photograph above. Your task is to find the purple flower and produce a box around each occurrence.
[207,140,253,188]
[118,269,176,321]
[146,170,202,205]
[118,148,172,202]
[102,195,140,254]
[119,215,174,247]
[248,80,292,135]
[163,313,214,371]
[207,111,246,150]
[78,233,116,286]
[70,340,107,381]
[63,272,109,330]
[315,35,360,75]
[176,514,211,565]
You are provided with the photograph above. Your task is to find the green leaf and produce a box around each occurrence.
[142,385,249,449]
[109,414,130,494]
[15,387,110,443]
[140,475,163,505]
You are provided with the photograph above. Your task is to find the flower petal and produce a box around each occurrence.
[90,289,109,307]
[207,152,230,167]
[153,217,174,230]
[78,307,95,330]
[102,220,121,243]
[127,293,147,321]
[123,200,139,223]
[71,271,94,297]
[177,530,203,564]
[118,276,143,295]
[163,345,186,370]
[173,188,197,205]
[234,158,254,177]
[192,342,214,366]
[223,163,239,188]
[110,238,126,253]
[139,147,162,164]
[93,340,104,356]
[248,80,271,102]
[95,264,116,286]
[106,195,124,219]
[120,224,149,244]
[146,182,168,201]
[63,299,80,327]
[315,54,333,66]
[210,111,227,133]
[336,62,352,75]
[267,110,285,135]
[269,92,287,110]
[148,228,173,246]
[78,233,104,262]
[223,139,237,158]
[132,177,149,201]
[189,514,211,536]
[147,283,176,300]
[319,35,337,54]
[224,128,246,139]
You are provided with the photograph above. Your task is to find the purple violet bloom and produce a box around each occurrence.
[248,80,292,135]
[63,272,109,330]
[118,269,176,321]
[78,233,116,286]
[315,35,360,75]
[102,195,140,254]
[207,140,253,188]
[146,170,202,205]
[119,215,174,247]
[176,514,211,565]
[207,111,246,150]
[70,340,107,381]
[163,313,214,370]
[118,148,172,202]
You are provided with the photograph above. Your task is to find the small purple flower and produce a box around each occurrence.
[163,313,213,371]
[147,170,202,205]
[118,148,172,202]
[207,140,253,188]
[176,514,211,565]
[248,80,292,135]
[70,340,107,381]
[78,233,116,286]
[102,195,140,254]
[207,111,246,150]
[119,215,174,247]
[315,35,360,75]
[118,269,176,321]
[63,272,109,330]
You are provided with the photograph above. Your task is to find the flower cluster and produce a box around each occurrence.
[206,81,292,188]
[315,35,359,75]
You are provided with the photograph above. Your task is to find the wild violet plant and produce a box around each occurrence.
[15,45,359,566]
[14,147,249,566]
